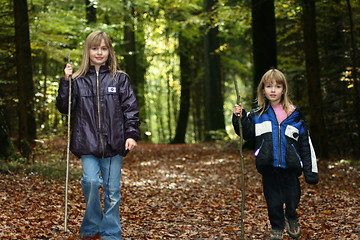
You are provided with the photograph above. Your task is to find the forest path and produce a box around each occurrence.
[0,142,359,239]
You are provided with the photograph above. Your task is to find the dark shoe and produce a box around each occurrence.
[270,229,283,240]
[286,217,301,238]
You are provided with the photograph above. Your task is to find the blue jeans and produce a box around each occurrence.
[80,155,123,240]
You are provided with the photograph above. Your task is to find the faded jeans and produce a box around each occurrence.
[80,154,123,240]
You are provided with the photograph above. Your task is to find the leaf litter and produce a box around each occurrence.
[0,141,359,239]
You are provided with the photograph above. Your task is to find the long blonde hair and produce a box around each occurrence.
[73,31,118,78]
[256,68,293,115]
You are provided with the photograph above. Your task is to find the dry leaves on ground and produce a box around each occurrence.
[0,141,359,239]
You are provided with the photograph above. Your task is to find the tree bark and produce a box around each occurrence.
[0,103,14,159]
[172,33,191,144]
[191,38,205,142]
[85,0,97,24]
[251,0,277,98]
[301,0,328,157]
[123,0,137,86]
[346,0,360,156]
[203,0,226,141]
[14,0,36,159]
[123,0,148,140]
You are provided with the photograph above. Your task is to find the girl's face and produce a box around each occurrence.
[263,80,283,105]
[89,39,109,70]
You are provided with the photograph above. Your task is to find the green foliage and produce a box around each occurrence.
[0,153,81,179]
[206,129,230,142]
[0,136,81,179]
[1,0,359,157]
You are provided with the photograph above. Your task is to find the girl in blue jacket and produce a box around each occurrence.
[232,68,318,240]
[57,31,140,240]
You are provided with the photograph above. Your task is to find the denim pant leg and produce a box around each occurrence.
[99,155,123,240]
[80,155,103,236]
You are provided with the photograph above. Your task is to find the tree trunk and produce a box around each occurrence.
[0,103,14,159]
[40,51,48,131]
[85,0,97,24]
[172,33,191,144]
[123,1,148,140]
[251,0,277,98]
[203,0,226,141]
[346,0,360,157]
[301,0,328,157]
[123,0,137,86]
[14,0,36,159]
[191,37,205,142]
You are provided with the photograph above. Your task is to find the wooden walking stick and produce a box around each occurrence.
[64,54,72,232]
[234,80,245,239]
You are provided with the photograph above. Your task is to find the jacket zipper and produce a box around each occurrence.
[278,124,282,167]
[96,71,105,158]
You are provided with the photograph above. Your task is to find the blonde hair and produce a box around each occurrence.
[73,31,118,78]
[256,68,293,115]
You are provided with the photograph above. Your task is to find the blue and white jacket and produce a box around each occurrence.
[232,105,318,184]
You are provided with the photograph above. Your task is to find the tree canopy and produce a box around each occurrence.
[0,0,359,159]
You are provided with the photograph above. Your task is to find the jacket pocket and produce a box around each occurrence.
[254,139,264,156]
[290,143,303,168]
[255,138,273,174]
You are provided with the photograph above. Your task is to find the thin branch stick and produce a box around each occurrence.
[234,80,245,239]
[64,56,72,232]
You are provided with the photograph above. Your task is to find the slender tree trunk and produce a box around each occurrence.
[251,0,277,98]
[156,96,166,143]
[172,32,191,144]
[346,0,360,157]
[166,69,173,141]
[123,0,137,85]
[203,0,226,141]
[14,0,36,159]
[191,37,205,142]
[40,52,48,131]
[0,103,14,159]
[85,0,97,24]
[135,27,148,141]
[123,1,148,140]
[301,0,328,157]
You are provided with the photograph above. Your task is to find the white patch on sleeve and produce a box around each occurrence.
[308,136,318,173]
[255,121,272,136]
[285,125,299,141]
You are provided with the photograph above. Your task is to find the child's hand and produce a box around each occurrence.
[64,63,73,81]
[125,138,137,151]
[234,104,243,117]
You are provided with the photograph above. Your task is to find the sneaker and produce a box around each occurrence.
[270,229,283,240]
[285,217,301,238]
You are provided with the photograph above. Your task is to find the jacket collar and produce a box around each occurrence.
[88,65,110,74]
[265,104,300,122]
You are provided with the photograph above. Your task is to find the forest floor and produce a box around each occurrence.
[0,139,359,239]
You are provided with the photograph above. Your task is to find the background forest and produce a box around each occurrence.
[0,0,359,162]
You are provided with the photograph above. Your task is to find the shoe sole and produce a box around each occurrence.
[285,221,301,238]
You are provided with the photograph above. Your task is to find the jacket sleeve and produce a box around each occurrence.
[299,130,319,184]
[232,109,255,141]
[119,73,141,141]
[56,78,76,114]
